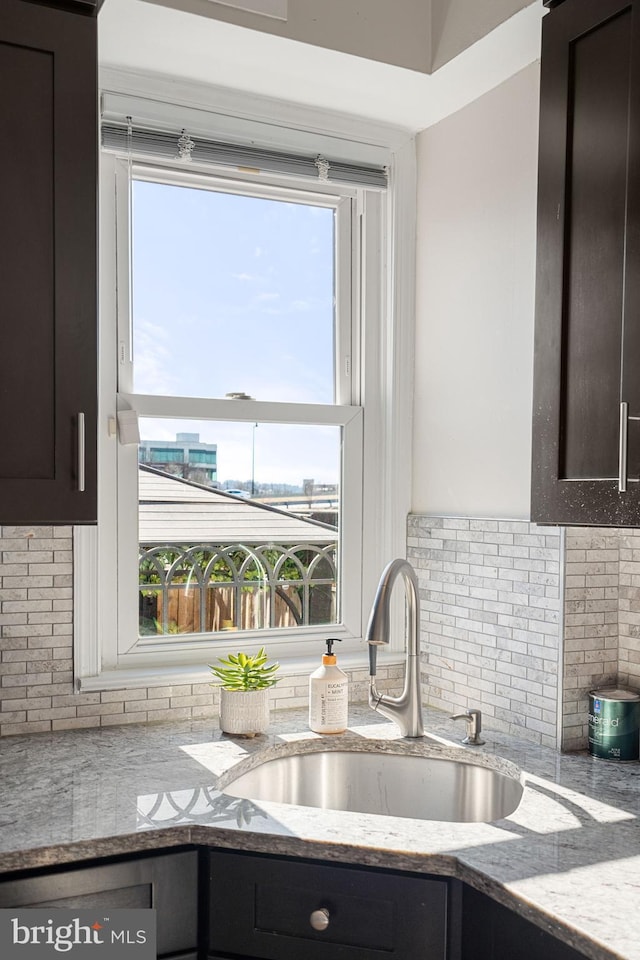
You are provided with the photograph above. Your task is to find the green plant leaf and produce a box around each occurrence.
[208,649,280,690]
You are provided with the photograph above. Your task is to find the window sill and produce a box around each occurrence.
[76,649,404,693]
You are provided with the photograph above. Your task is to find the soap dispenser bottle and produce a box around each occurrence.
[309,638,349,734]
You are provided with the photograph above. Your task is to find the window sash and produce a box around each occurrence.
[113,159,364,664]
[116,404,363,664]
[118,162,355,405]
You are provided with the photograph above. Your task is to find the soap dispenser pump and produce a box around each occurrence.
[309,638,349,734]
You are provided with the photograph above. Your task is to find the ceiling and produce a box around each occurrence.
[98,0,543,133]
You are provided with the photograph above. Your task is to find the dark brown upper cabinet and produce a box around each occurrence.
[27,0,105,11]
[0,0,98,524]
[532,0,640,526]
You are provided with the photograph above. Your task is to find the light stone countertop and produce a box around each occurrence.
[0,704,639,960]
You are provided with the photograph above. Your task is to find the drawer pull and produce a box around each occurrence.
[310,908,330,932]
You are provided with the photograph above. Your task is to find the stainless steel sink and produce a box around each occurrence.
[221,743,523,823]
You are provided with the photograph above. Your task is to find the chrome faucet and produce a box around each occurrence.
[365,558,425,738]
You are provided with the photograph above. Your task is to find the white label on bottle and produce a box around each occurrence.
[314,679,348,729]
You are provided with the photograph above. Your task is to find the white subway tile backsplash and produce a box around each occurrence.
[0,524,402,734]
[2,517,640,744]
[409,516,638,750]
[409,515,564,747]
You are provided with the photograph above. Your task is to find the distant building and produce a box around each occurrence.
[138,432,217,486]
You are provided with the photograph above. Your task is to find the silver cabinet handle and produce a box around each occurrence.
[619,402,629,493]
[619,402,640,491]
[77,412,86,493]
[310,908,330,932]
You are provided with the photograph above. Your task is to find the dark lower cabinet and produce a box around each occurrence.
[0,0,98,523]
[206,851,592,960]
[460,884,588,960]
[0,846,599,960]
[208,850,449,960]
[0,850,198,959]
[531,0,640,525]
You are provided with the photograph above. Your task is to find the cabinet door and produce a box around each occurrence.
[531,0,640,525]
[461,885,588,960]
[0,851,198,958]
[208,850,448,960]
[0,0,97,523]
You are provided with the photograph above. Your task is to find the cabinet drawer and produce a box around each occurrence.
[209,851,447,959]
[0,851,198,958]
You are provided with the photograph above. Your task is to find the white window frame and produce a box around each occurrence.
[75,76,416,691]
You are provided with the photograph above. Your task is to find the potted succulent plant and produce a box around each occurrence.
[209,647,279,736]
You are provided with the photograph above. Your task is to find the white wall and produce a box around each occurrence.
[412,62,540,520]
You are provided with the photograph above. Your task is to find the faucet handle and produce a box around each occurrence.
[450,708,485,745]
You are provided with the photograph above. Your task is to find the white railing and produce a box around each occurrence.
[139,541,337,636]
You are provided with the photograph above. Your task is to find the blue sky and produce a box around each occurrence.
[131,179,340,486]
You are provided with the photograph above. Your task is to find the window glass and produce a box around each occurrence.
[131,180,336,403]
[137,417,340,638]
[148,448,184,463]
[189,449,216,464]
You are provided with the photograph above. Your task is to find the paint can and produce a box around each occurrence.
[588,688,640,761]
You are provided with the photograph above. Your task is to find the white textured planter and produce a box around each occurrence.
[219,688,271,736]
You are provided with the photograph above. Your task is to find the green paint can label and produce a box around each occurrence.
[588,688,640,762]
